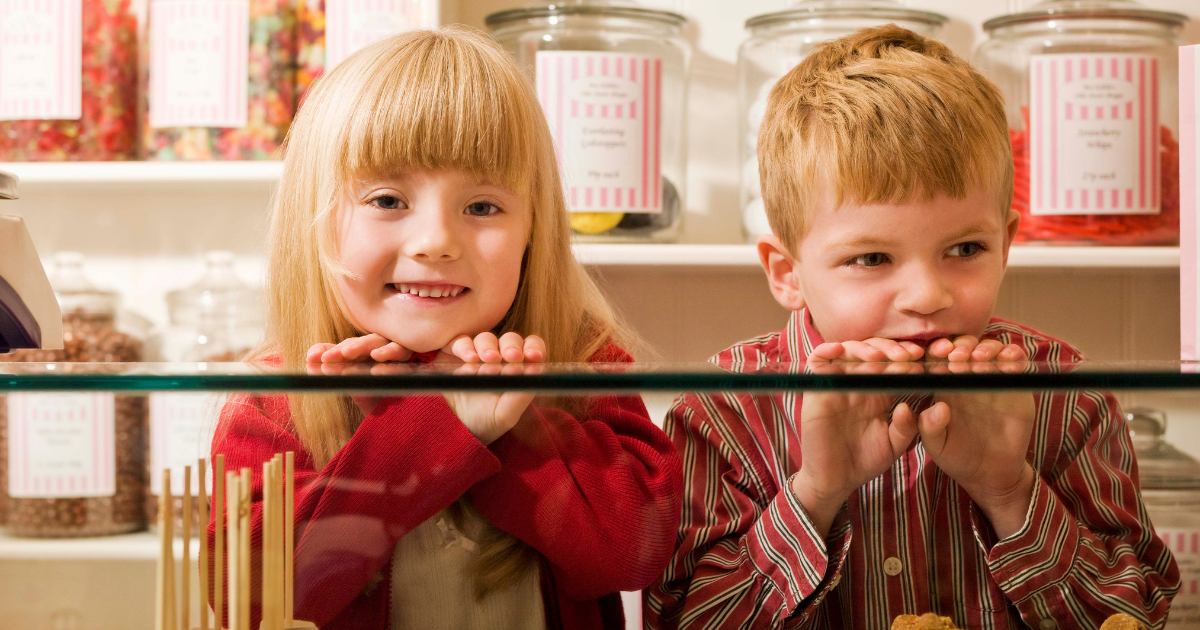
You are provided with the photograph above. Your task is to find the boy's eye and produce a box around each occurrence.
[466,202,502,217]
[369,195,404,210]
[948,242,986,257]
[850,252,889,267]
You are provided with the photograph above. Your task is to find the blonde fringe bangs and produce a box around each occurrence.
[759,25,1014,252]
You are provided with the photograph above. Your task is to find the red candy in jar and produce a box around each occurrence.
[976,0,1187,246]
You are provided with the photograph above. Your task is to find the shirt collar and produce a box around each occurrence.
[781,308,824,364]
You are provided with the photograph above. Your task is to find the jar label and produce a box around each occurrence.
[148,0,249,129]
[1029,53,1160,216]
[0,0,82,121]
[149,393,223,496]
[1158,528,1200,625]
[536,52,663,214]
[6,393,116,498]
[325,0,437,71]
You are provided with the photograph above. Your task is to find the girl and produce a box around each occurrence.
[208,27,682,630]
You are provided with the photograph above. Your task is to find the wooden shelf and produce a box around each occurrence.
[0,161,283,185]
[0,530,196,562]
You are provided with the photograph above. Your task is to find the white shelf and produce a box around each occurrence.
[0,161,283,185]
[574,244,1181,269]
[0,530,197,561]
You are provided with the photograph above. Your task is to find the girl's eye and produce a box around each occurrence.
[850,252,889,267]
[948,242,986,258]
[369,195,404,211]
[466,202,502,217]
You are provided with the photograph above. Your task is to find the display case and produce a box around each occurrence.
[0,360,1199,628]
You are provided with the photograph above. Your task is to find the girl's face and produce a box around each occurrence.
[335,169,529,353]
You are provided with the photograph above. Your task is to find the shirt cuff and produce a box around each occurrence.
[971,474,1081,603]
[743,473,853,612]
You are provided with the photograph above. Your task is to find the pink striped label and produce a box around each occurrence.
[149,393,222,496]
[1159,528,1200,620]
[536,51,663,214]
[6,393,115,499]
[148,0,249,129]
[1029,53,1160,216]
[324,0,436,71]
[0,0,82,121]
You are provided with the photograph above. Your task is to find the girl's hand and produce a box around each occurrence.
[436,333,547,444]
[306,333,414,363]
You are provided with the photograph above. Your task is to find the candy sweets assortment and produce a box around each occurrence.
[0,0,138,161]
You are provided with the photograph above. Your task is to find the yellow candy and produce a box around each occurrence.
[570,212,625,234]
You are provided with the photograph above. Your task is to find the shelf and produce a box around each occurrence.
[574,244,1181,269]
[0,161,283,186]
[0,531,195,561]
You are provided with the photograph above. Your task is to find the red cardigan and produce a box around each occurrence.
[206,346,682,630]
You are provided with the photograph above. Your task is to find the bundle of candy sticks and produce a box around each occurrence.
[155,453,316,630]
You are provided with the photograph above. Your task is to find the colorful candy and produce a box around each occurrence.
[142,0,295,161]
[295,0,326,105]
[0,0,138,161]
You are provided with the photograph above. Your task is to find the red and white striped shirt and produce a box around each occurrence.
[646,310,1179,630]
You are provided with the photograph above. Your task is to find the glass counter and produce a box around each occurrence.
[1,360,1197,630]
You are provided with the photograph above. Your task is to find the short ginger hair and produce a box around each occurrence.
[758,25,1013,252]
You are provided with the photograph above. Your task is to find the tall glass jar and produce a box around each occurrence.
[739,1,946,241]
[1128,408,1200,628]
[0,0,139,161]
[487,0,690,242]
[0,252,147,537]
[976,1,1188,246]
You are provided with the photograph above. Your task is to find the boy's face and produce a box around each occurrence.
[759,187,1019,346]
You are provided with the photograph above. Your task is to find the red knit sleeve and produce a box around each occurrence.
[207,393,501,628]
[468,344,684,599]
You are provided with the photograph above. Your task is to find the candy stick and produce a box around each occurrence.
[166,469,177,630]
[285,452,295,628]
[215,455,225,629]
[156,469,172,630]
[239,468,251,630]
[198,459,210,630]
[182,465,192,630]
[263,459,277,630]
[226,471,240,630]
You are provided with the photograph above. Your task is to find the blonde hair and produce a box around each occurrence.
[251,26,624,596]
[758,25,1013,252]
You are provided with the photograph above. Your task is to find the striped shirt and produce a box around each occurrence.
[646,309,1179,630]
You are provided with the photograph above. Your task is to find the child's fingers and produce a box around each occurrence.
[947,336,979,362]
[307,343,335,362]
[889,402,920,455]
[917,401,951,458]
[971,339,1004,362]
[840,340,886,362]
[808,342,846,362]
[927,338,956,359]
[863,338,914,362]
[523,335,547,363]
[353,334,394,361]
[443,335,479,363]
[498,332,525,363]
[474,332,502,363]
[997,344,1028,361]
[369,342,412,363]
[897,341,925,360]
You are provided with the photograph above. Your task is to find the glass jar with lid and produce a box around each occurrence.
[146,251,262,534]
[1128,408,1200,627]
[0,252,147,537]
[739,1,948,241]
[487,0,690,242]
[975,1,1188,246]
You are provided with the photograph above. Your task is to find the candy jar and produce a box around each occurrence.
[297,0,439,104]
[0,0,138,161]
[1127,409,1200,628]
[976,0,1188,246]
[487,0,690,242]
[142,0,296,160]
[0,252,147,537]
[738,0,947,241]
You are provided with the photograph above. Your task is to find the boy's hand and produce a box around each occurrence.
[810,335,1027,363]
[917,392,1038,540]
[792,362,923,537]
[436,333,547,445]
[925,335,1027,362]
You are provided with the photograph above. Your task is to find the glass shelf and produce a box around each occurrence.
[1,360,1199,392]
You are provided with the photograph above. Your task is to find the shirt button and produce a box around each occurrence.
[830,575,841,588]
[883,557,903,576]
[1038,621,1057,630]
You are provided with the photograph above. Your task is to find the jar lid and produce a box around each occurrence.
[746,0,948,31]
[1128,408,1200,491]
[166,251,261,327]
[486,0,686,29]
[0,170,17,200]
[47,252,121,316]
[983,0,1187,32]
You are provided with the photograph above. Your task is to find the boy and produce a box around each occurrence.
[646,26,1178,630]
